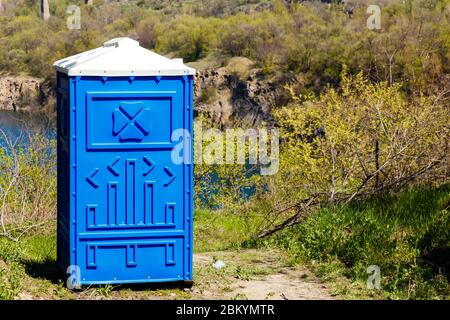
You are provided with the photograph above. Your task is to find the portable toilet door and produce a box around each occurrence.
[54,38,195,287]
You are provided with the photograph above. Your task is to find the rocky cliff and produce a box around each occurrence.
[0,76,49,112]
[194,58,287,128]
[0,61,285,127]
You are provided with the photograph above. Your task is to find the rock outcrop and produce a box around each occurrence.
[0,76,49,112]
[194,58,283,128]
[0,60,287,128]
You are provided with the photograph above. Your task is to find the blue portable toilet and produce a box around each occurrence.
[53,38,195,287]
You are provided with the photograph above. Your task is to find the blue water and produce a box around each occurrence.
[0,111,55,148]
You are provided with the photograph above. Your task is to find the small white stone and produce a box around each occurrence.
[212,260,226,270]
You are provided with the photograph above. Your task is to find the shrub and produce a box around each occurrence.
[269,185,450,299]
[272,70,449,206]
[195,71,449,238]
[156,15,219,61]
[0,132,56,239]
[136,15,160,49]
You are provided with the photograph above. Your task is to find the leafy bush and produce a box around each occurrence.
[194,71,449,239]
[136,15,160,49]
[0,239,22,299]
[156,15,220,61]
[268,184,450,299]
[0,0,448,94]
[266,70,449,215]
[0,132,56,239]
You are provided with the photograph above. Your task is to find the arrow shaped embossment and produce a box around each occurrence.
[164,167,176,187]
[86,168,99,189]
[107,157,120,176]
[143,156,155,176]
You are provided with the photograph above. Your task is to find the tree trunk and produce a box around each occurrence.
[41,0,50,21]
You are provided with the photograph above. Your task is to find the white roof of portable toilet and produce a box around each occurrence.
[53,37,196,76]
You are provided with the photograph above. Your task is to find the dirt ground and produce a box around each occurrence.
[16,249,334,300]
[190,249,333,300]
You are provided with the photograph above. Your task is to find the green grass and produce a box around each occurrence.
[194,185,450,299]
[0,225,69,300]
[0,208,265,299]
[194,208,257,252]
[263,184,450,299]
[0,239,22,299]
[1,185,448,300]
[0,228,194,300]
[195,185,450,299]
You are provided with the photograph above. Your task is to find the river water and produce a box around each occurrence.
[0,111,55,148]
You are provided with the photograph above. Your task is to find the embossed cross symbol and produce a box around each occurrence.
[112,102,150,142]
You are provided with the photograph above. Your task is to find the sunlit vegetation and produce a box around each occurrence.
[0,0,449,299]
[0,0,448,96]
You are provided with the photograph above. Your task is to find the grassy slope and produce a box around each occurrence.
[264,184,450,299]
[0,185,448,299]
[196,184,450,299]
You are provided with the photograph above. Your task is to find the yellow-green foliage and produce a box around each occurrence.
[272,71,449,205]
[0,238,22,299]
[156,15,220,61]
[193,114,265,210]
[0,134,56,236]
[194,72,449,236]
[0,0,448,94]
[268,184,450,299]
[225,57,253,80]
